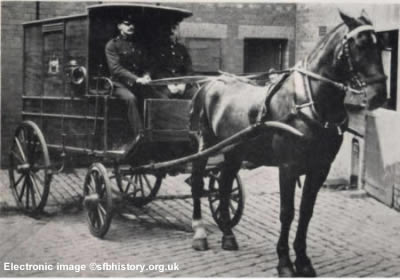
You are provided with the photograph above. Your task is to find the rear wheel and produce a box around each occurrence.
[8,121,52,214]
[208,170,245,228]
[83,163,113,238]
[113,171,162,207]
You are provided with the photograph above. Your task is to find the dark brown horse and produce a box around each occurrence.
[189,11,387,277]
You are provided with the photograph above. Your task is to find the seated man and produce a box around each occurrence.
[105,17,152,140]
[149,24,196,99]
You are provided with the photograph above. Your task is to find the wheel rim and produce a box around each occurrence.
[8,121,51,214]
[83,163,113,238]
[112,172,162,207]
[208,171,244,228]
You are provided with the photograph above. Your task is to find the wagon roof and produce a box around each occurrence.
[87,3,192,20]
[23,3,192,26]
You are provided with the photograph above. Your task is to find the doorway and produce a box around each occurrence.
[378,30,398,111]
[244,39,287,73]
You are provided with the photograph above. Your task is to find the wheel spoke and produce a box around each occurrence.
[15,137,27,162]
[231,186,239,193]
[231,195,240,203]
[30,178,37,209]
[31,172,45,187]
[25,179,30,209]
[10,150,25,164]
[18,176,27,202]
[229,201,236,213]
[123,175,134,193]
[98,203,107,216]
[14,173,25,187]
[138,175,145,197]
[29,173,43,198]
[209,192,219,203]
[97,207,105,226]
[133,175,140,195]
[143,174,153,193]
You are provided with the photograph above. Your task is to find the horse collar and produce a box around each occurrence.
[293,60,348,135]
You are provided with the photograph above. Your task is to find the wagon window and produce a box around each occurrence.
[182,38,221,74]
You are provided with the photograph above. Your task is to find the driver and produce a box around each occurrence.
[105,16,152,140]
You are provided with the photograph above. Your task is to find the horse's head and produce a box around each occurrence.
[336,10,387,110]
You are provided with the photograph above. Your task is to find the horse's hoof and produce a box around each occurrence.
[192,238,208,251]
[295,260,317,277]
[222,235,238,250]
[277,265,296,278]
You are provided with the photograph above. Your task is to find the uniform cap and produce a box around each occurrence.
[119,14,134,25]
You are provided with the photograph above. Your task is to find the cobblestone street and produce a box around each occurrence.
[1,167,400,277]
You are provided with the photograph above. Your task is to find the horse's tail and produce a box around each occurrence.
[189,80,215,132]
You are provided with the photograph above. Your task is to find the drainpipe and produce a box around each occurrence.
[36,1,40,20]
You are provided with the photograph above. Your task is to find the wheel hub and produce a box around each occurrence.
[16,163,30,173]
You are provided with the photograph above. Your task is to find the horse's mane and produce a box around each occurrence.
[307,23,345,63]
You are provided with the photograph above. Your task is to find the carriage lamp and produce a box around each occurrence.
[65,59,87,86]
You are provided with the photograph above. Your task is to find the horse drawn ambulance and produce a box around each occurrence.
[9,3,247,237]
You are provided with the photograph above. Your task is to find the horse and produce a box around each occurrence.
[189,10,387,277]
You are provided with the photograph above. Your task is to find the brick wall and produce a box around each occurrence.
[179,3,296,72]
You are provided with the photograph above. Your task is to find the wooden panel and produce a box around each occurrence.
[145,99,191,130]
[24,25,43,96]
[184,38,221,73]
[65,18,88,56]
[23,97,107,117]
[24,54,43,96]
[25,25,42,53]
[144,129,192,142]
[23,99,41,113]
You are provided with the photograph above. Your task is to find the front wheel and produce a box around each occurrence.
[8,121,52,215]
[83,163,113,238]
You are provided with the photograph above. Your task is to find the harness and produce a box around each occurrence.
[278,24,386,135]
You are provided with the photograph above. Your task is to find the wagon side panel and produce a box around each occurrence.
[22,17,104,153]
[24,25,43,97]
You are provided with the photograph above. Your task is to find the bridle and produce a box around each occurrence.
[291,24,387,134]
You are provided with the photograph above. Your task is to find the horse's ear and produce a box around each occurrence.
[339,9,359,29]
[360,9,373,25]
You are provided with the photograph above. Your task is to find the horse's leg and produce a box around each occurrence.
[219,152,242,250]
[191,155,208,251]
[276,166,297,277]
[293,165,330,277]
[191,126,214,251]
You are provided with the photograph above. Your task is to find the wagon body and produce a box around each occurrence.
[22,4,193,158]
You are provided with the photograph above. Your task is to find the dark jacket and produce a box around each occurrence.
[105,35,149,88]
[150,40,192,80]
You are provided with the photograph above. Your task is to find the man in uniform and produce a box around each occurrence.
[150,24,194,99]
[105,17,152,140]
